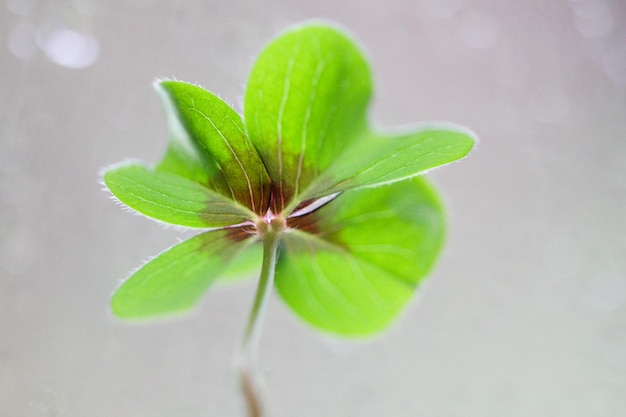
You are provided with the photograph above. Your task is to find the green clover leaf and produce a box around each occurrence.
[103,22,475,336]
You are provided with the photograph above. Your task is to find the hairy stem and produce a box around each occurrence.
[238,230,280,417]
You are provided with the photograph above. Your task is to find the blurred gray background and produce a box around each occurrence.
[1,0,625,416]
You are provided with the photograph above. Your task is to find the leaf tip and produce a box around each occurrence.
[99,159,145,188]
[412,121,479,157]
[152,77,172,90]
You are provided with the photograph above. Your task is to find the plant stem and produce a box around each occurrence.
[238,229,280,417]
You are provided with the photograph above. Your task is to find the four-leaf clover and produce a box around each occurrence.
[103,22,475,337]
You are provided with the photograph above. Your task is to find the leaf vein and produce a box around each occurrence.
[186,106,257,212]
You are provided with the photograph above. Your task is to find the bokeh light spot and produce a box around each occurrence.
[37,28,100,69]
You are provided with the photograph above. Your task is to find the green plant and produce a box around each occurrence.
[103,21,475,416]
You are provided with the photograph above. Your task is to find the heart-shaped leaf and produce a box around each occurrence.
[244,23,372,206]
[104,163,254,228]
[157,80,270,214]
[275,176,445,336]
[112,230,255,319]
[302,124,475,198]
